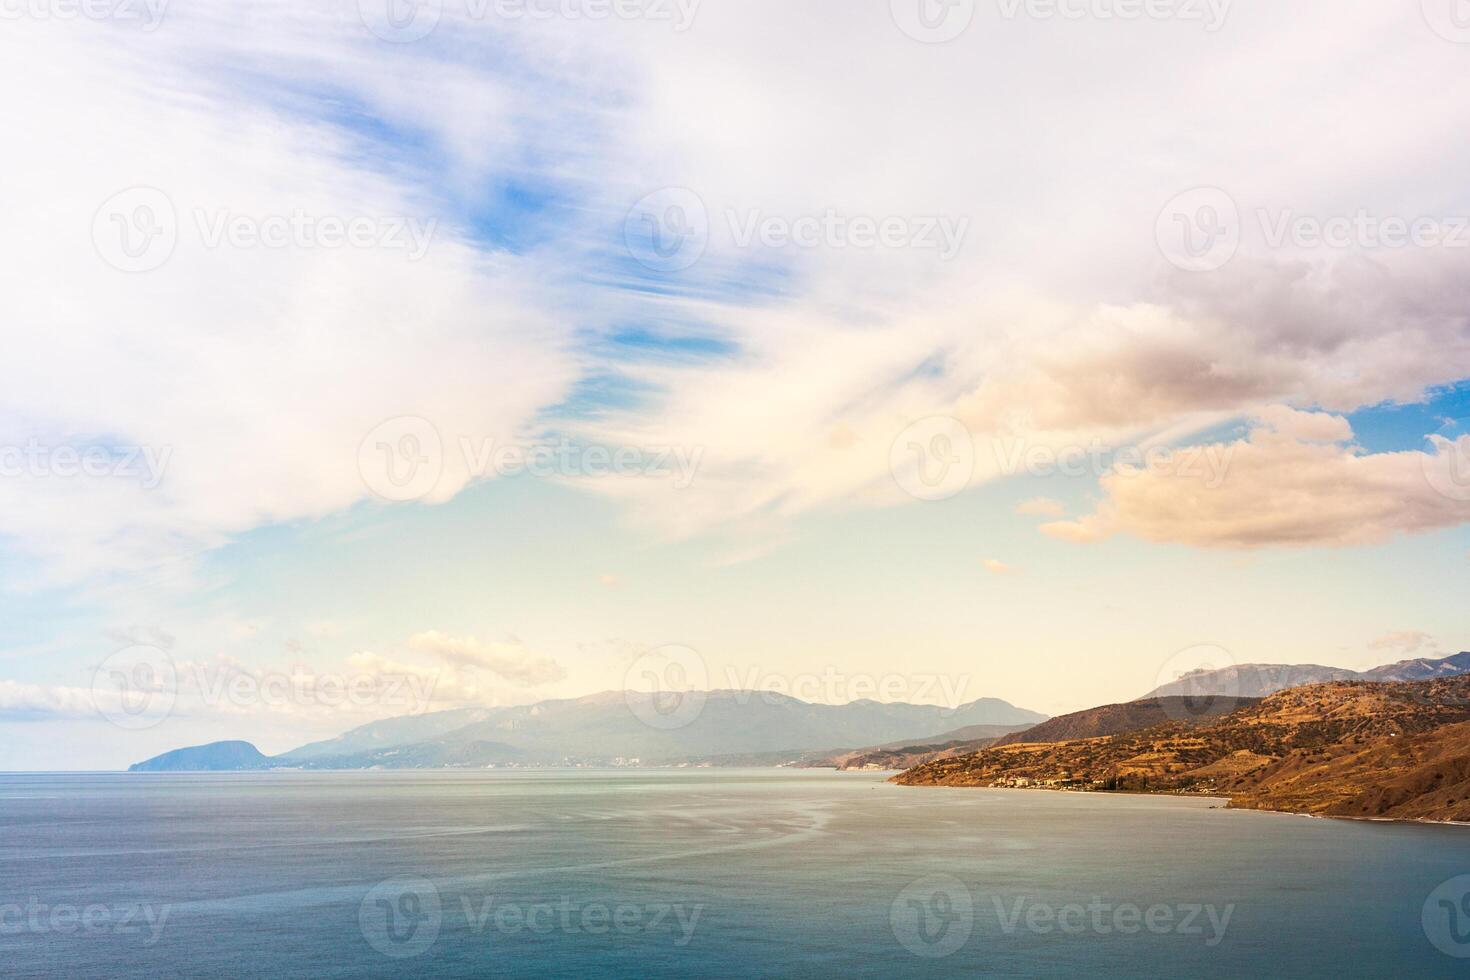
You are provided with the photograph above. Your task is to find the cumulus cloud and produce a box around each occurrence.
[1040,411,1470,549]
[406,631,566,686]
[558,8,1470,555]
[5,2,1470,585]
[1251,404,1355,443]
[1369,631,1438,656]
[982,559,1018,575]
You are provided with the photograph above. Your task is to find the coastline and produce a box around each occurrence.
[892,779,1470,828]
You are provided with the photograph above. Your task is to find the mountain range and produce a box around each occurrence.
[755,651,1470,772]
[1143,651,1470,699]
[131,650,1470,781]
[129,690,1045,772]
[898,653,1470,823]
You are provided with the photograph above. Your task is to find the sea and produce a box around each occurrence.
[2,769,1468,978]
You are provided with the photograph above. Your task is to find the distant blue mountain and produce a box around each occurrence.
[129,740,272,772]
[1144,651,1470,700]
[130,691,1048,771]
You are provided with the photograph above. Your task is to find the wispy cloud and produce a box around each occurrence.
[1369,631,1439,656]
[406,631,566,686]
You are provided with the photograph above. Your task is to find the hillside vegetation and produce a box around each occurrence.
[896,675,1470,823]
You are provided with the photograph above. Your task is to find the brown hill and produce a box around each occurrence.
[1360,651,1470,682]
[1226,721,1470,821]
[992,696,1258,747]
[895,675,1470,822]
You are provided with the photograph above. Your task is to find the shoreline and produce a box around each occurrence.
[1229,803,1470,830]
[893,779,1470,828]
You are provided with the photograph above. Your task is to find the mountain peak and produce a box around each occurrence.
[1143,649,1470,700]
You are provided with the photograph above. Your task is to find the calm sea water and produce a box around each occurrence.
[2,769,1469,978]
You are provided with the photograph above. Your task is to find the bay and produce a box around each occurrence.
[1,770,1466,977]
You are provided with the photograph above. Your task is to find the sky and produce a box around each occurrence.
[2,0,1469,769]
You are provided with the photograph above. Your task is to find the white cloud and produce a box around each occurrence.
[1369,631,1438,656]
[0,10,584,586]
[1252,405,1354,443]
[4,3,1469,586]
[2,3,1469,590]
[1040,413,1470,549]
[557,6,1470,554]
[0,682,98,719]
